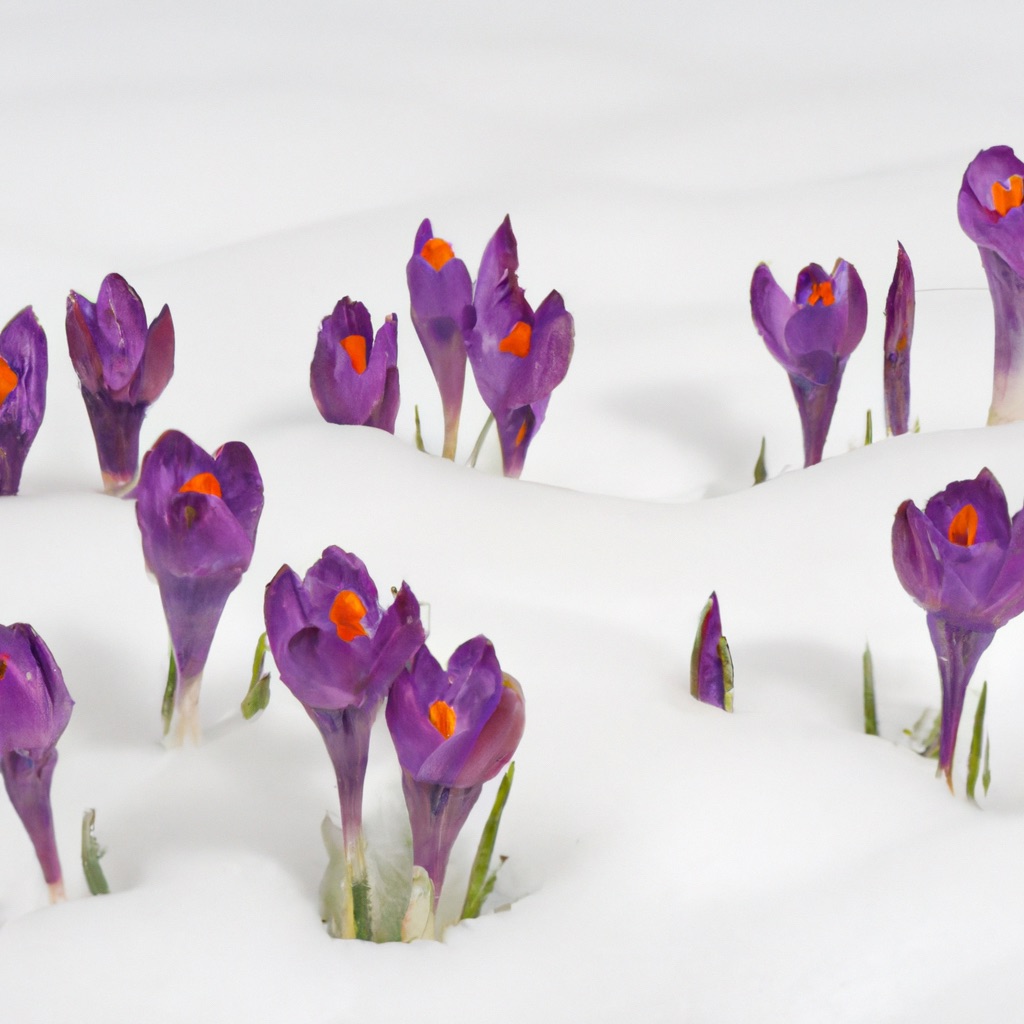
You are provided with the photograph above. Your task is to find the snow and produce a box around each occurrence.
[2,1,1024,1020]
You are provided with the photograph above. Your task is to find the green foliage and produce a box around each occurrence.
[241,632,271,720]
[862,644,878,736]
[966,681,989,802]
[81,809,110,896]
[161,647,176,737]
[462,762,515,920]
[753,437,767,485]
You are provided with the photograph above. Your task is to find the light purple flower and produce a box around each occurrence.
[407,219,475,459]
[0,622,74,901]
[66,273,174,493]
[134,429,263,743]
[690,592,734,711]
[750,259,867,466]
[467,216,574,478]
[0,308,47,495]
[883,242,915,436]
[892,468,1024,786]
[310,297,399,433]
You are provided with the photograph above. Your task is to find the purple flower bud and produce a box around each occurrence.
[310,298,399,433]
[407,219,475,459]
[957,146,1024,424]
[690,592,734,711]
[66,274,174,493]
[892,468,1024,785]
[467,216,574,478]
[0,622,74,900]
[750,259,867,466]
[0,308,47,495]
[883,242,915,436]
[134,429,263,742]
[386,637,524,905]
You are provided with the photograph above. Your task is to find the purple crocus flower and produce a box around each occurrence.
[0,622,74,902]
[957,145,1024,424]
[0,308,47,495]
[466,216,574,478]
[690,592,734,711]
[750,259,868,466]
[883,242,915,436]
[407,219,476,459]
[310,297,399,433]
[386,636,525,909]
[892,468,1024,788]
[264,546,425,939]
[66,273,175,493]
[134,429,263,744]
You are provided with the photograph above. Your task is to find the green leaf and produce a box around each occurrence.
[904,708,940,758]
[241,632,271,720]
[862,643,878,736]
[983,736,992,796]
[753,436,767,485]
[717,635,734,713]
[966,681,988,802]
[468,413,495,469]
[81,809,110,895]
[864,409,873,446]
[161,647,177,737]
[413,404,426,453]
[461,762,515,920]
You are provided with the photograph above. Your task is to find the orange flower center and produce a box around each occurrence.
[330,589,368,642]
[429,699,456,739]
[948,504,978,546]
[179,472,222,498]
[340,334,367,375]
[992,175,1024,217]
[515,420,528,447]
[807,280,835,307]
[0,358,18,406]
[499,321,532,357]
[420,237,455,271]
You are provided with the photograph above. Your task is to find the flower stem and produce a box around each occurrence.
[468,414,495,468]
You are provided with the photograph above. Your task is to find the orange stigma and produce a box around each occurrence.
[948,504,979,546]
[429,699,456,739]
[340,334,367,375]
[330,590,368,642]
[0,358,19,406]
[992,175,1024,217]
[807,280,835,307]
[896,334,908,352]
[515,420,528,447]
[179,472,222,498]
[421,237,455,271]
[499,321,532,357]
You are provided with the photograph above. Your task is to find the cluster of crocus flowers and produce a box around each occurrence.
[134,429,264,744]
[310,297,399,433]
[958,146,1024,424]
[0,622,74,902]
[690,592,734,711]
[0,308,47,495]
[883,242,915,436]
[66,273,175,493]
[750,259,867,466]
[892,468,1024,788]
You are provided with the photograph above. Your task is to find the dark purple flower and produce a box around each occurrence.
[0,308,47,495]
[690,592,734,711]
[466,216,574,478]
[386,636,524,906]
[957,146,1024,423]
[750,259,868,466]
[407,219,476,459]
[66,273,174,493]
[883,242,915,436]
[310,297,399,433]
[134,429,263,743]
[892,468,1024,786]
[0,622,74,901]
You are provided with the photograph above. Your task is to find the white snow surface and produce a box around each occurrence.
[2,1,1024,1021]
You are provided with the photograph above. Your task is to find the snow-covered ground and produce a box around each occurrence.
[3,2,1024,1020]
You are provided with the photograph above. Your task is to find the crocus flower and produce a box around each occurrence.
[690,592,734,711]
[264,546,425,939]
[750,259,868,466]
[0,622,74,902]
[883,242,915,436]
[892,468,1024,787]
[466,216,574,478]
[386,636,525,910]
[957,146,1024,424]
[134,429,263,744]
[0,307,47,495]
[310,297,399,433]
[407,219,476,459]
[66,273,175,493]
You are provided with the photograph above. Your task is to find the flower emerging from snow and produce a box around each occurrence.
[0,308,47,495]
[883,242,915,436]
[750,259,867,466]
[690,592,734,711]
[66,273,174,493]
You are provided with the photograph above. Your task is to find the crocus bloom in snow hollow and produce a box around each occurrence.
[690,592,734,711]
[264,546,425,939]
[750,259,867,466]
[892,468,1024,787]
[310,297,399,433]
[135,429,263,744]
[407,219,475,459]
[467,216,574,478]
[883,242,915,436]
[0,308,47,495]
[386,636,525,908]
[66,273,174,493]
[957,146,1024,424]
[0,623,74,902]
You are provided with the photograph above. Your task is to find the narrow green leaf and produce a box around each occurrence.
[81,809,110,895]
[241,632,271,720]
[161,647,177,737]
[864,409,873,446]
[717,636,735,713]
[461,762,514,920]
[983,736,992,796]
[966,681,988,802]
[413,404,426,453]
[468,413,495,469]
[753,436,767,485]
[905,708,940,758]
[862,643,878,736]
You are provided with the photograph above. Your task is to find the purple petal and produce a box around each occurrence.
[0,308,47,494]
[132,304,175,405]
[94,273,149,394]
[883,242,914,436]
